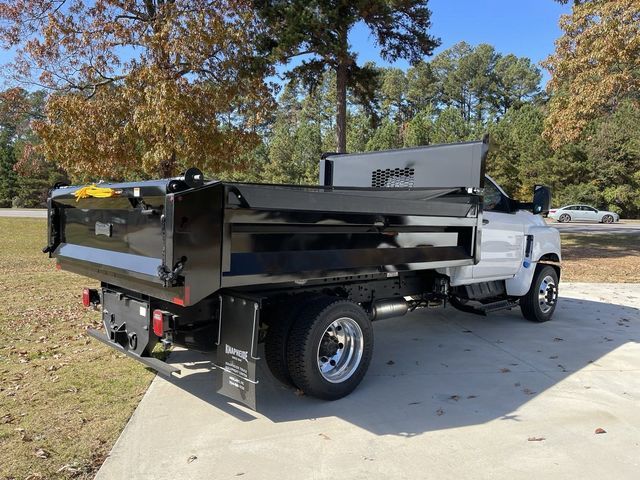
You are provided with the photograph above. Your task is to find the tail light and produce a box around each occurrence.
[82,288,99,307]
[82,288,91,307]
[153,309,169,337]
[548,209,556,214]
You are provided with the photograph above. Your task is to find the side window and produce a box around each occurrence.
[484,179,510,213]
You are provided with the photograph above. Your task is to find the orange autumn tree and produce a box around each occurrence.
[0,0,274,178]
[543,0,640,149]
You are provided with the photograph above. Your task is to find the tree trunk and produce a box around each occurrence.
[158,150,176,178]
[335,61,348,153]
[335,26,349,154]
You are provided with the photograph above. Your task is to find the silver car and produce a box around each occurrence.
[548,205,620,223]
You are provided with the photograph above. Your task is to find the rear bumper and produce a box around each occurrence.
[86,328,180,377]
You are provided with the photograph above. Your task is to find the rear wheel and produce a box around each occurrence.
[520,265,559,322]
[602,214,613,224]
[558,213,571,223]
[264,294,325,387]
[286,298,373,400]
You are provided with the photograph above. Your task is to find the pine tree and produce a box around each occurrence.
[254,0,439,153]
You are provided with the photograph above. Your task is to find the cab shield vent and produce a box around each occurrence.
[371,168,416,188]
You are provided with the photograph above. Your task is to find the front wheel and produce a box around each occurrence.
[520,265,559,322]
[602,214,613,224]
[286,298,373,400]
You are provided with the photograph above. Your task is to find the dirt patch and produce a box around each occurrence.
[560,234,640,282]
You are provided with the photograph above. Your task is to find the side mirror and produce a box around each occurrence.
[532,185,551,215]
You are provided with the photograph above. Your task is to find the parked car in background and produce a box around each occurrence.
[548,205,619,223]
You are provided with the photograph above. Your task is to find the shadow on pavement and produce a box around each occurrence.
[163,295,640,437]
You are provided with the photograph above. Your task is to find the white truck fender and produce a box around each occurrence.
[505,224,561,297]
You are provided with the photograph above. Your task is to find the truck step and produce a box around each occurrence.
[450,297,519,316]
[480,300,519,313]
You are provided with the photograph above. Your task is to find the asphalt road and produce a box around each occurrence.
[96,283,640,480]
[0,208,46,218]
[548,220,640,235]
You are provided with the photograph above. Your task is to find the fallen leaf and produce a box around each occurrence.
[318,433,331,440]
[553,337,564,342]
[408,401,421,405]
[528,437,545,442]
[436,408,444,416]
[500,368,511,373]
[549,355,559,359]
[522,388,536,396]
[449,395,460,401]
[595,428,606,434]
[386,360,395,365]
[34,448,50,459]
[187,455,197,463]
[58,464,81,474]
[467,395,477,399]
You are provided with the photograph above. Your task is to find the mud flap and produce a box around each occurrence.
[214,294,260,410]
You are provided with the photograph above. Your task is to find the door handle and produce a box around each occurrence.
[483,219,490,225]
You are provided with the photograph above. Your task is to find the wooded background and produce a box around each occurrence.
[0,0,638,217]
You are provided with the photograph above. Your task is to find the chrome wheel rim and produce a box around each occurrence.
[559,214,570,222]
[538,275,558,314]
[317,317,364,383]
[603,215,612,223]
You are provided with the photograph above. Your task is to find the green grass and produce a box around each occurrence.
[0,218,153,480]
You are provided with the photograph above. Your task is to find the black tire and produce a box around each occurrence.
[558,213,571,223]
[286,297,374,400]
[520,265,559,322]
[264,294,324,387]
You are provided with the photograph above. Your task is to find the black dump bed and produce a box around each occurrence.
[45,179,481,306]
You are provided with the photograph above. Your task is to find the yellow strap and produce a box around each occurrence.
[74,184,118,201]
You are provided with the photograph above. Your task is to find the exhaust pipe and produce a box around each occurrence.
[371,298,409,321]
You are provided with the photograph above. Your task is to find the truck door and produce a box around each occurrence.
[473,178,525,280]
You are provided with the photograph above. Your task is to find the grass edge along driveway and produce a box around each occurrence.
[0,218,153,480]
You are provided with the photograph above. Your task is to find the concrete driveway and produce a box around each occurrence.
[96,283,640,480]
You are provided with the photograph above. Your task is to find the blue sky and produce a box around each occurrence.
[345,0,571,87]
[0,0,571,88]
